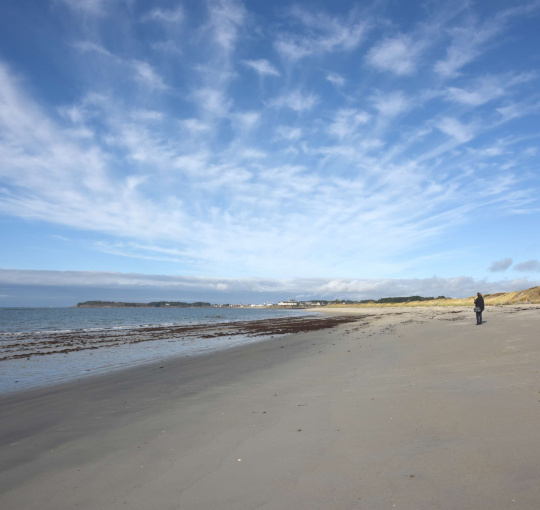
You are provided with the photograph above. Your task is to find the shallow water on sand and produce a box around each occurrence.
[0,307,311,394]
[0,306,309,335]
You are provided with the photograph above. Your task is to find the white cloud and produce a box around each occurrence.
[275,7,367,60]
[94,241,184,263]
[312,276,539,299]
[437,117,475,143]
[473,146,505,157]
[242,59,280,76]
[372,91,410,117]
[2,1,540,285]
[74,43,170,92]
[0,62,188,241]
[57,0,110,15]
[131,109,164,122]
[435,18,499,78]
[445,80,504,106]
[143,6,184,23]
[59,104,86,124]
[326,73,345,86]
[193,87,232,116]
[274,39,312,61]
[327,109,370,139]
[270,91,318,112]
[131,61,169,91]
[276,126,302,140]
[233,111,260,129]
[171,152,210,174]
[240,148,266,159]
[367,34,423,76]
[181,118,211,132]
[1,269,538,301]
[435,4,540,79]
[444,73,534,106]
[74,41,114,58]
[206,0,246,53]
[1,43,534,283]
[495,101,540,123]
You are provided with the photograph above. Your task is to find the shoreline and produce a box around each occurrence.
[0,313,356,395]
[1,314,357,363]
[2,306,540,509]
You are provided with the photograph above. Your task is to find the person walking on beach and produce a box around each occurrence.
[474,292,484,325]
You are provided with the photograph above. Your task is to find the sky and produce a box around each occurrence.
[1,0,539,306]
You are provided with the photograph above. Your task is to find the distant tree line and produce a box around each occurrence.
[76,301,212,308]
[357,295,447,304]
[318,296,448,305]
[149,301,212,307]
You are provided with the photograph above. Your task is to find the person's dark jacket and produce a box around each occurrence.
[474,296,485,311]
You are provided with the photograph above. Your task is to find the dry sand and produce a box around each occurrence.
[1,305,540,509]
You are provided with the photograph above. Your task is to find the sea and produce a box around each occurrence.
[0,307,311,395]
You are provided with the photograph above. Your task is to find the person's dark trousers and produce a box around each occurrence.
[476,311,482,324]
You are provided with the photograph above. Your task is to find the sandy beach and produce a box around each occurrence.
[1,305,540,509]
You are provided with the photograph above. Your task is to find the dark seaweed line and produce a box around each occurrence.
[1,315,365,361]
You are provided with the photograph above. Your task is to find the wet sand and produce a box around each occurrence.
[1,306,540,509]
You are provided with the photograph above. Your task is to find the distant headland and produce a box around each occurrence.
[76,301,213,308]
[75,286,540,308]
[74,297,446,308]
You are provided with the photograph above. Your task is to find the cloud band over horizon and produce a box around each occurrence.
[1,269,538,306]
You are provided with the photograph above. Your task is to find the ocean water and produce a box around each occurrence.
[0,307,311,395]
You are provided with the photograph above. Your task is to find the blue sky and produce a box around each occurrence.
[1,0,539,306]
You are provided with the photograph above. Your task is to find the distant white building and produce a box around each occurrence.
[278,300,298,306]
